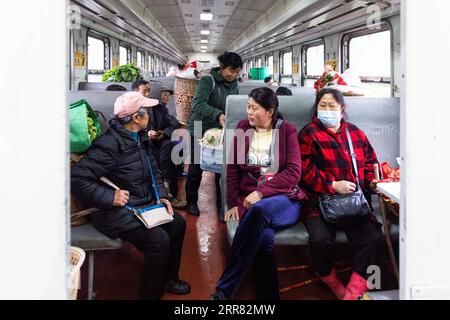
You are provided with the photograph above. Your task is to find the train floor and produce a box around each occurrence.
[76,172,398,300]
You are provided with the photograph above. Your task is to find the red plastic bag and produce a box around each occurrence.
[381,162,400,182]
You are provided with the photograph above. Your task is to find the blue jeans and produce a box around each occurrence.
[217,195,301,299]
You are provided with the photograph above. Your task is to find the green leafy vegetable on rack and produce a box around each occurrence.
[102,63,143,82]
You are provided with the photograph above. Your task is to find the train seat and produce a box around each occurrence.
[223,95,400,246]
[71,223,123,300]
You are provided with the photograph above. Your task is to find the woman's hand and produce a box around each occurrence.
[219,114,226,128]
[243,191,263,209]
[224,206,239,222]
[113,189,129,206]
[159,198,174,215]
[332,180,356,194]
[369,179,379,192]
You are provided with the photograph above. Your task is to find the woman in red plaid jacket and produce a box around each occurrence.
[298,88,381,300]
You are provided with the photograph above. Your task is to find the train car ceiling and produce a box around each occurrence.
[71,1,398,58]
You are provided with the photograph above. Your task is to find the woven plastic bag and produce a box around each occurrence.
[69,99,101,153]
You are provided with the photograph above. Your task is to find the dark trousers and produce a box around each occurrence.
[305,215,380,278]
[118,212,186,300]
[186,135,222,209]
[217,196,301,299]
[152,139,182,180]
[152,139,183,196]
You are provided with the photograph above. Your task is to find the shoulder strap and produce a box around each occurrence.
[345,128,360,187]
[203,74,215,92]
[144,155,161,202]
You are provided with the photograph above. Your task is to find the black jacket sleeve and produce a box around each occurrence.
[71,139,117,210]
[159,106,180,139]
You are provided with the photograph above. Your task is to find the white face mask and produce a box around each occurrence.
[317,110,342,128]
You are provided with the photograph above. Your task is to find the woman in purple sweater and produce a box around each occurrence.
[210,87,304,300]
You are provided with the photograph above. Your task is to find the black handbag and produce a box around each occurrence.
[319,128,371,225]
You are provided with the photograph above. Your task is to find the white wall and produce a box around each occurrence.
[401,0,450,300]
[0,1,69,299]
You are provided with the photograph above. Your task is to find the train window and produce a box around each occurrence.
[342,26,392,97]
[306,45,324,77]
[301,41,324,87]
[120,44,131,66]
[266,55,273,76]
[87,34,110,82]
[137,50,145,69]
[257,58,262,68]
[280,51,292,84]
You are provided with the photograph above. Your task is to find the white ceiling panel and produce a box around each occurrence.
[128,0,274,53]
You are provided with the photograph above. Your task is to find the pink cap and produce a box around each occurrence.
[114,92,159,118]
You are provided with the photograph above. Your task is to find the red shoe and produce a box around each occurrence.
[318,269,346,300]
[343,272,368,300]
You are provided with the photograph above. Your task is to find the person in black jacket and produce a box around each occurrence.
[71,92,191,300]
[132,81,185,207]
[146,87,181,181]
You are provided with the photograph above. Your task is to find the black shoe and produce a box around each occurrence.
[164,279,191,295]
[186,202,200,216]
[209,289,230,300]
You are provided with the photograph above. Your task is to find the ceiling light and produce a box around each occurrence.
[200,11,213,21]
[201,30,210,35]
[201,50,207,53]
[201,45,207,49]
[201,39,208,43]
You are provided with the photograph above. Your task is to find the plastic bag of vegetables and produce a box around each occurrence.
[199,128,224,174]
[69,99,102,153]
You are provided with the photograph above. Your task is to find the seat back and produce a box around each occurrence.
[222,94,400,210]
[78,82,133,91]
[77,81,164,102]
[237,85,315,96]
[68,91,125,131]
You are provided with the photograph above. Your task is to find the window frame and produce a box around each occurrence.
[148,54,155,76]
[86,31,110,80]
[137,49,145,69]
[301,39,325,86]
[280,49,293,84]
[155,56,161,76]
[243,61,248,78]
[119,43,132,66]
[341,23,392,83]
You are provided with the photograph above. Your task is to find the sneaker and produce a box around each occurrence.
[186,202,200,217]
[163,180,173,199]
[209,288,230,300]
[164,279,191,295]
[171,198,187,209]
